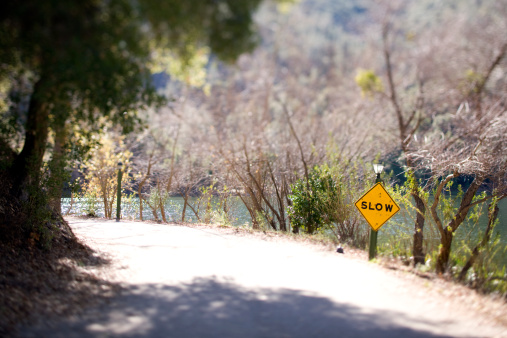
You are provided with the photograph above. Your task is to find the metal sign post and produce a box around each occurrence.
[370,175,381,260]
[355,169,400,260]
[116,162,123,222]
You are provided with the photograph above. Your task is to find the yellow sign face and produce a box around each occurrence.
[354,183,400,231]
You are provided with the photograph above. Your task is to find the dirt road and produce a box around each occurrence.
[19,217,507,337]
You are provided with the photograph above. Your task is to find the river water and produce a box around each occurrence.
[62,196,506,265]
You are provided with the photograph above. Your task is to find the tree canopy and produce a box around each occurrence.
[0,0,264,130]
[0,0,271,241]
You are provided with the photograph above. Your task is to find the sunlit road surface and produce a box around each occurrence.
[20,218,507,337]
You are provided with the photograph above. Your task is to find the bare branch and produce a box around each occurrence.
[279,99,310,185]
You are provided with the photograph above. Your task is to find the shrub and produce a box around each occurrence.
[288,167,338,234]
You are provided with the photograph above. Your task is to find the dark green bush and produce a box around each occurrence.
[288,167,338,234]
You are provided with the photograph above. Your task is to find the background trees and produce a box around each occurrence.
[349,0,507,275]
[137,0,505,283]
[1,0,506,293]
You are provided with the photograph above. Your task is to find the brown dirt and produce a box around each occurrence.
[0,217,120,337]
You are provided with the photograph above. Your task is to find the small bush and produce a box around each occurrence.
[288,167,339,235]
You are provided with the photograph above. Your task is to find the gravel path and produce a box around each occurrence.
[18,217,507,337]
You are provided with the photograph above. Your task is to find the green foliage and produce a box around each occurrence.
[254,210,272,231]
[324,158,373,248]
[376,173,436,261]
[121,194,141,220]
[450,197,506,294]
[139,0,263,64]
[378,234,413,264]
[197,182,218,223]
[0,0,266,113]
[379,174,506,295]
[151,46,210,90]
[79,133,133,219]
[288,148,375,246]
[288,167,339,235]
[79,189,100,218]
[194,183,239,226]
[376,182,413,257]
[450,232,507,295]
[355,69,384,97]
[0,76,10,114]
[23,179,54,249]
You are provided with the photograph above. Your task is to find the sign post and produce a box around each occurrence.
[355,180,400,260]
[116,161,122,222]
[369,227,378,261]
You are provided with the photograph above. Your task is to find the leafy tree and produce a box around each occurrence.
[0,0,270,243]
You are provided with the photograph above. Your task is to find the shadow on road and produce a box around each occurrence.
[21,277,452,338]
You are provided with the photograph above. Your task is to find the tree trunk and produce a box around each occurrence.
[383,23,427,267]
[181,199,187,222]
[4,75,76,242]
[103,195,110,218]
[182,187,190,222]
[159,198,167,222]
[436,176,484,273]
[139,192,144,221]
[436,229,453,274]
[237,192,259,229]
[412,192,426,265]
[406,165,427,266]
[10,76,51,201]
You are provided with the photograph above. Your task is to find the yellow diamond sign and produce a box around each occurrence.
[354,183,400,231]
